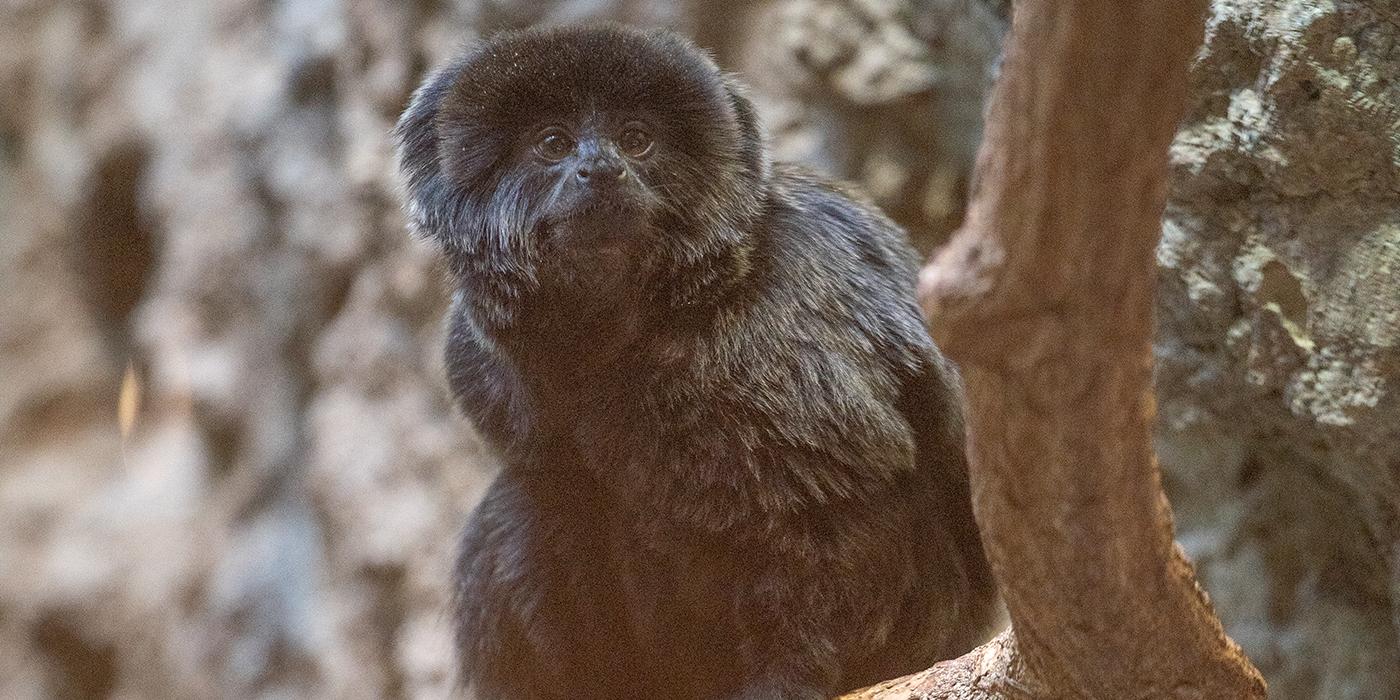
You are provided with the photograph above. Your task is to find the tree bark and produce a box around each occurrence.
[842,0,1267,697]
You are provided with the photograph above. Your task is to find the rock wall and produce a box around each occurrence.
[0,0,1395,698]
[1158,2,1400,697]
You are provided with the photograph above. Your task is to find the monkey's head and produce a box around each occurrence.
[395,24,771,327]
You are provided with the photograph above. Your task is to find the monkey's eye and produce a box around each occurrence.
[533,128,576,162]
[616,124,654,159]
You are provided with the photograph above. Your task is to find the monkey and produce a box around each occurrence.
[394,23,997,700]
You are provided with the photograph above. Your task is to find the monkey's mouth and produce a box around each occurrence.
[558,194,641,220]
[545,197,649,248]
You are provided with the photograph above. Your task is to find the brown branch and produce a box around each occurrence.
[842,0,1266,697]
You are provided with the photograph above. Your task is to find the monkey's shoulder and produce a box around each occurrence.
[719,163,934,372]
[765,163,921,282]
[444,291,533,454]
[635,168,950,488]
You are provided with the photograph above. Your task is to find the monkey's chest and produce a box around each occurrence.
[606,530,749,689]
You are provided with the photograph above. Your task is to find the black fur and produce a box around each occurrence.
[394,24,997,700]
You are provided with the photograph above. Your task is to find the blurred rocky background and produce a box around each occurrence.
[0,0,1396,698]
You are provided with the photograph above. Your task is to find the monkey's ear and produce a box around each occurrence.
[393,61,466,248]
[721,76,772,184]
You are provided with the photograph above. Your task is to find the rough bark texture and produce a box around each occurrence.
[0,0,1396,698]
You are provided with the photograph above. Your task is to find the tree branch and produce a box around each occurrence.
[842,0,1266,696]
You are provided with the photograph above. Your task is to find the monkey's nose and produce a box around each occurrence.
[576,161,627,183]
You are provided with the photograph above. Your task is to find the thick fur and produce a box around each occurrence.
[395,24,997,700]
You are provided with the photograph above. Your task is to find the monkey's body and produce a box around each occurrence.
[396,25,996,700]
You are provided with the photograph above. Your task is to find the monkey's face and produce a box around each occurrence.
[396,25,770,314]
[493,114,666,278]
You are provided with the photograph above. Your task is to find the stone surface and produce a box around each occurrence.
[0,0,1396,698]
[1158,2,1400,697]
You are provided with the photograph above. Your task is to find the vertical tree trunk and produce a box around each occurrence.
[844,0,1267,696]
